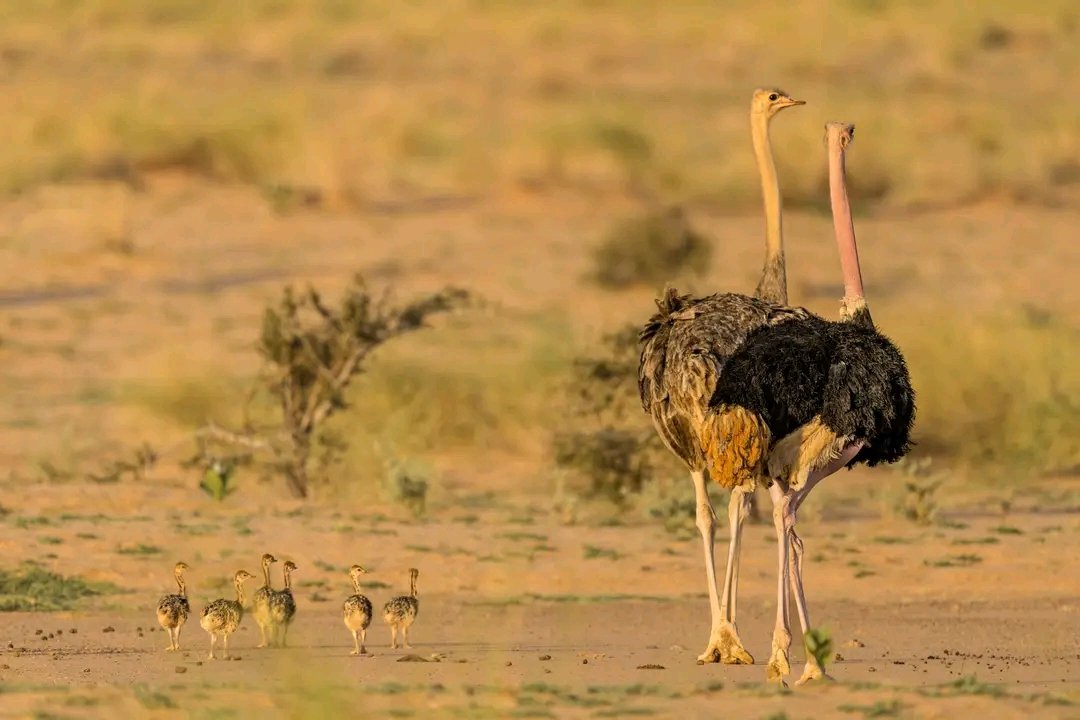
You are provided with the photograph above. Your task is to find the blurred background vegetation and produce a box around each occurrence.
[2,0,1077,208]
[0,0,1076,509]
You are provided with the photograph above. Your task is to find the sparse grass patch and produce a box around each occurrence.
[871,536,912,545]
[0,563,119,611]
[922,675,1007,698]
[897,311,1079,478]
[497,532,548,542]
[116,543,162,556]
[133,686,176,710]
[924,554,982,568]
[583,544,621,560]
[837,699,906,718]
[14,516,52,529]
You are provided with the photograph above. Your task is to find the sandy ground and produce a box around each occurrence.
[1,482,1078,719]
[0,181,1078,718]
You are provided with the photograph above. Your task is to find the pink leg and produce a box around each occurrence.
[787,441,863,684]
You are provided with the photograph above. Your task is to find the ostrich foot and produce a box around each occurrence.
[766,650,790,684]
[696,622,755,665]
[794,659,830,686]
[350,649,360,656]
[766,628,791,683]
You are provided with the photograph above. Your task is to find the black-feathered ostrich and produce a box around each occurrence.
[708,122,915,684]
[638,88,806,665]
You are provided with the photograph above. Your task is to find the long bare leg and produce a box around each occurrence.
[402,624,412,649]
[783,442,864,682]
[360,628,367,655]
[692,471,751,664]
[728,488,753,624]
[351,629,361,656]
[714,485,754,664]
[389,625,398,649]
[766,483,792,683]
[222,633,230,660]
[787,524,826,685]
[208,633,216,660]
[175,625,182,651]
[256,621,267,649]
[165,627,175,651]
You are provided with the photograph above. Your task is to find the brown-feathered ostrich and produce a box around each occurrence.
[638,88,805,665]
[708,122,915,684]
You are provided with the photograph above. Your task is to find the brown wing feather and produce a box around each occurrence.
[700,405,770,489]
[638,288,807,472]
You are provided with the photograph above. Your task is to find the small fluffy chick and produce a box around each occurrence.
[156,561,190,651]
[343,564,373,655]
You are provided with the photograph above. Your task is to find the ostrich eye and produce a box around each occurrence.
[768,93,778,101]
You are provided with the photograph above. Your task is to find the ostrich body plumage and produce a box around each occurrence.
[637,288,810,473]
[710,314,914,483]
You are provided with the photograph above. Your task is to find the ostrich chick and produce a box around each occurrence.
[200,570,255,660]
[383,568,419,649]
[156,561,190,651]
[268,560,298,647]
[343,564,374,656]
[252,553,278,649]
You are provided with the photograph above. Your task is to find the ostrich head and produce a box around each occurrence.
[348,565,368,579]
[751,88,805,119]
[824,122,855,150]
[234,570,256,584]
[173,561,190,575]
[261,553,278,568]
[282,560,298,572]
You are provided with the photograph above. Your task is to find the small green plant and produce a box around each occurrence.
[591,206,712,289]
[199,459,238,502]
[804,627,833,673]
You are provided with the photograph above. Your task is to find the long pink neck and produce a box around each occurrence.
[828,137,864,304]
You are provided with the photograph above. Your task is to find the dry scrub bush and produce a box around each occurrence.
[192,275,468,498]
[552,324,682,506]
[591,207,712,289]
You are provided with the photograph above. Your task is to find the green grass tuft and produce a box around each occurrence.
[0,563,120,611]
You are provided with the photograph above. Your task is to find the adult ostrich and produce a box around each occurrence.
[638,88,805,665]
[708,122,915,684]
